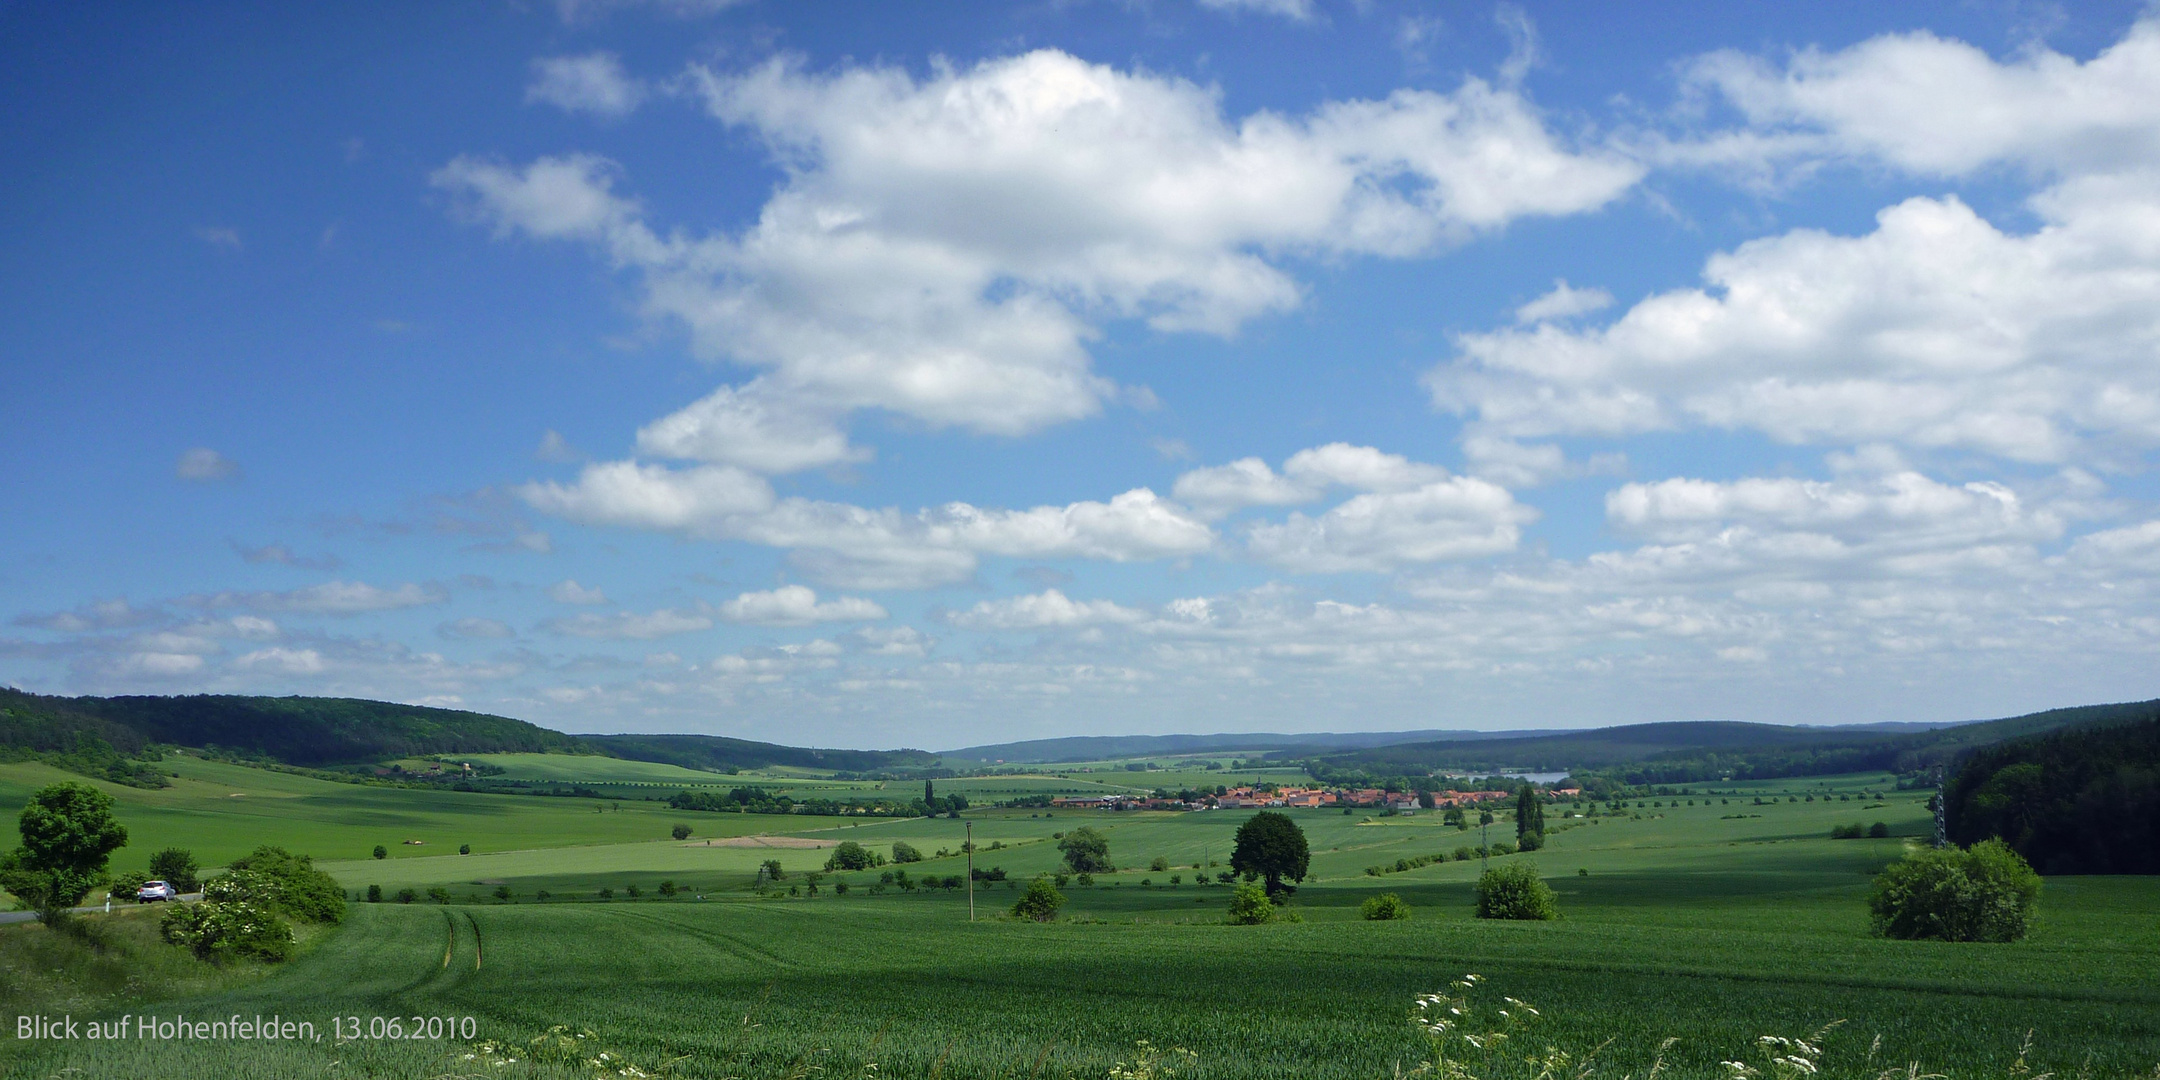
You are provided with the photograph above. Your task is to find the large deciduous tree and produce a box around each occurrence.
[0,781,128,925]
[1057,826,1112,874]
[1230,811,1309,899]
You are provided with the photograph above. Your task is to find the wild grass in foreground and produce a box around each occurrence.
[13,897,2160,1080]
[15,966,2155,1080]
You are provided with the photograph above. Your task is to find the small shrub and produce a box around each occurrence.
[1868,839,2040,942]
[624,884,642,898]
[1150,856,1170,872]
[459,843,471,855]
[827,841,875,871]
[371,845,387,860]
[1831,823,1865,839]
[1226,882,1276,925]
[1361,893,1410,920]
[395,888,417,904]
[890,841,923,864]
[110,869,152,901]
[535,889,552,901]
[1452,847,1474,861]
[428,887,451,904]
[659,880,678,896]
[1869,822,1891,838]
[1011,877,1066,922]
[597,887,614,900]
[1474,862,1556,920]
[1075,873,1093,887]
[671,824,692,841]
[148,848,201,892]
[834,880,849,895]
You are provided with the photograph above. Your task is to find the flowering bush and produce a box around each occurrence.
[159,897,293,962]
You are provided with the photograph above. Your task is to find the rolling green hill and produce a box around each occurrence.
[1311,698,2160,784]
[581,733,938,774]
[0,690,939,775]
[943,729,1527,763]
[1,689,588,766]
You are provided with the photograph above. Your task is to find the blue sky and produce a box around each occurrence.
[6,0,2159,749]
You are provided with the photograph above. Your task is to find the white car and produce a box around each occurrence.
[136,880,178,903]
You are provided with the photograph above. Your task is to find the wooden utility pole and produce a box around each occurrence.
[965,821,975,922]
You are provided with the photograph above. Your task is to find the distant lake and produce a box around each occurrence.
[1502,771,1573,785]
[1446,770,1572,785]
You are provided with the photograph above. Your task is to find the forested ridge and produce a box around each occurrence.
[0,689,936,775]
[0,689,586,767]
[1945,705,2160,874]
[1308,700,2160,786]
[582,733,937,773]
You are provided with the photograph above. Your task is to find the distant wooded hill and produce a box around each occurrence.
[942,729,1542,764]
[581,733,939,774]
[0,689,934,773]
[7,688,2153,793]
[1307,700,2160,785]
[0,688,587,766]
[1945,703,2159,874]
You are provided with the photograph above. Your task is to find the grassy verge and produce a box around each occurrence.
[0,904,329,1067]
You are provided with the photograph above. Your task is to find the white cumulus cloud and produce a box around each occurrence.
[175,447,239,482]
[1514,279,1613,323]
[948,589,1149,630]
[187,581,447,615]
[440,47,1639,473]
[719,585,887,626]
[547,579,611,605]
[1174,443,1451,518]
[1246,478,1536,572]
[542,608,715,640]
[527,53,648,119]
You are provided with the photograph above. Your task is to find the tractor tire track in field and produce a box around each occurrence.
[610,907,802,971]
[392,909,463,996]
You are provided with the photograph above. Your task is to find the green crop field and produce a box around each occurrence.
[6,767,2157,1078]
[0,756,784,873]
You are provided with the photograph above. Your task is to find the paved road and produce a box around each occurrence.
[1,895,202,925]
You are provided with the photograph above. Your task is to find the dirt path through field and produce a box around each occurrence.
[686,835,834,849]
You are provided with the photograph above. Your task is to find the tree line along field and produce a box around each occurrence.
[7,760,2158,1077]
[447,753,1174,802]
[324,772,1937,899]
